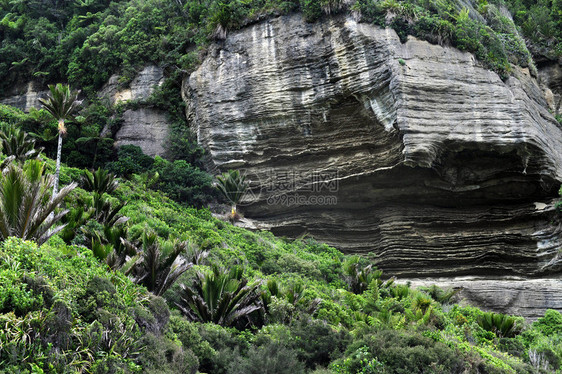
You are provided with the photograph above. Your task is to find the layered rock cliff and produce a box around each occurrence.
[0,82,49,112]
[184,14,562,317]
[1,66,170,157]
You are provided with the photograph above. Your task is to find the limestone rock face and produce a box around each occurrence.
[185,14,562,317]
[401,277,562,320]
[0,66,170,157]
[0,82,49,112]
[114,108,169,156]
[99,65,164,104]
[97,65,170,157]
[539,62,562,118]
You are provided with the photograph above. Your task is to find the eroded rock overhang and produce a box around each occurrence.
[184,14,562,286]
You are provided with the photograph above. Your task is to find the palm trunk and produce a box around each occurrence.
[53,131,63,199]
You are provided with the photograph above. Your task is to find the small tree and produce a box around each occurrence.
[122,231,192,296]
[215,169,248,218]
[39,83,80,198]
[0,123,43,162]
[0,160,76,245]
[176,264,264,329]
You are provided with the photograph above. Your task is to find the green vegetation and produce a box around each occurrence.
[0,123,559,372]
[0,160,76,245]
[0,123,42,162]
[176,264,264,328]
[216,169,249,217]
[39,83,81,197]
[1,0,560,96]
[0,0,561,371]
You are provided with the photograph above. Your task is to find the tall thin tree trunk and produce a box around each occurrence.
[53,131,63,200]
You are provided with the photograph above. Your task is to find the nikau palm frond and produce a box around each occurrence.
[0,124,43,162]
[39,84,80,134]
[477,312,520,338]
[123,231,192,296]
[215,169,248,216]
[176,264,264,329]
[39,83,80,198]
[0,160,76,245]
[82,168,118,195]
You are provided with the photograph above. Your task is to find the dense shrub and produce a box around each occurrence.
[228,340,307,374]
[104,146,215,207]
[106,144,155,176]
[291,318,351,369]
[152,157,216,208]
[533,309,562,336]
[335,329,466,374]
[0,237,184,373]
[136,333,199,374]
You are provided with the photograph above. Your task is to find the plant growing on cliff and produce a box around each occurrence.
[39,83,80,199]
[0,160,76,245]
[215,169,248,218]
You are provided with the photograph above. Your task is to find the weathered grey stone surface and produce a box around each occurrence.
[0,66,170,157]
[0,82,48,112]
[96,65,170,157]
[99,65,164,104]
[114,108,169,156]
[539,61,562,117]
[400,277,562,320]
[185,14,562,317]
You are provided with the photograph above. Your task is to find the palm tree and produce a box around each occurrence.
[0,123,43,162]
[122,231,192,296]
[39,83,80,198]
[215,169,248,217]
[82,167,119,195]
[343,256,383,294]
[0,160,76,245]
[176,264,264,328]
[477,312,520,338]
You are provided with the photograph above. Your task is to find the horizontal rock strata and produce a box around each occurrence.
[184,14,562,316]
[99,65,164,105]
[400,277,562,320]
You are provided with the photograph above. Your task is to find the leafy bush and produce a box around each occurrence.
[152,157,216,208]
[0,238,147,372]
[335,329,466,374]
[136,333,199,374]
[106,145,155,177]
[533,309,562,336]
[291,318,351,369]
[227,339,306,374]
